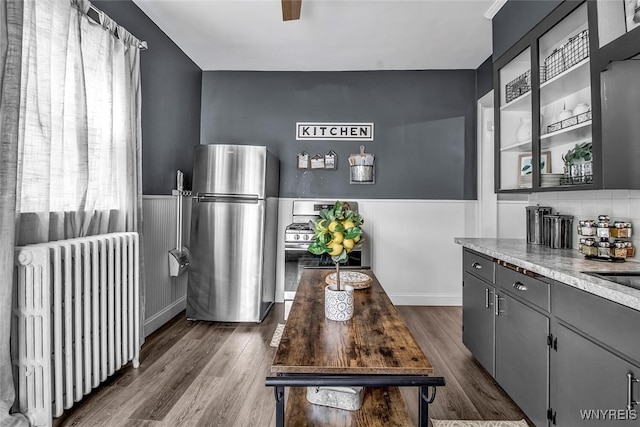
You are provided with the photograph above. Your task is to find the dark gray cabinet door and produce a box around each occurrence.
[553,324,640,425]
[495,292,549,427]
[462,273,495,375]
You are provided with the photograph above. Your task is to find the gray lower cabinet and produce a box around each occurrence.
[495,291,550,427]
[552,324,640,425]
[461,247,640,426]
[462,272,495,375]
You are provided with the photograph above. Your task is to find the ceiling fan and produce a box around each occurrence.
[282,0,301,21]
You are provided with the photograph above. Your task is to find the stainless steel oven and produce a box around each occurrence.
[283,200,370,320]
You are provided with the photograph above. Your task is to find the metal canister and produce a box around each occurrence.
[526,205,552,244]
[543,214,558,247]
[544,213,574,249]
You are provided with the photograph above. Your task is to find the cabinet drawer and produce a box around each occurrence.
[463,249,495,283]
[496,265,550,312]
[554,282,640,363]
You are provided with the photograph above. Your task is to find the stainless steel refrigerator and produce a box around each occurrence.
[187,144,279,322]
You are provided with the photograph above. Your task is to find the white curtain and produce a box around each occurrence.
[17,0,143,244]
[1,0,28,425]
[0,0,143,423]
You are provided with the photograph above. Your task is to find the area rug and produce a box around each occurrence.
[270,323,285,347]
[431,420,529,427]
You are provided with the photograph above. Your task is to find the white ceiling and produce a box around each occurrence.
[131,0,498,71]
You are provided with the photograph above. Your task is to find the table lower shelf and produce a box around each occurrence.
[285,386,412,427]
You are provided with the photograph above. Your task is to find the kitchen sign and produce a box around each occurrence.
[296,122,374,141]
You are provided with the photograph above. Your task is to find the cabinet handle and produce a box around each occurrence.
[471,262,482,269]
[512,282,528,291]
[494,293,504,316]
[627,373,640,411]
[484,288,493,309]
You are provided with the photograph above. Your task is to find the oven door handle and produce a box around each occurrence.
[284,244,314,251]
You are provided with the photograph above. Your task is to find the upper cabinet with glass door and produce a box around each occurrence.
[498,48,533,191]
[495,1,640,193]
[538,2,592,189]
[495,1,594,193]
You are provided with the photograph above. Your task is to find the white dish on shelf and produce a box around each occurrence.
[541,173,564,187]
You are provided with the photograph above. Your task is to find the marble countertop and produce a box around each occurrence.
[455,238,640,311]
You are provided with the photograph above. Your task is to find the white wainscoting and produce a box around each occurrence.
[142,196,513,332]
[142,195,191,336]
[276,199,479,306]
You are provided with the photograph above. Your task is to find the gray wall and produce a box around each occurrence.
[93,0,202,195]
[492,0,563,61]
[476,56,493,100]
[201,70,477,200]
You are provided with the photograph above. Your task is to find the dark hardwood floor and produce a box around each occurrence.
[53,304,529,426]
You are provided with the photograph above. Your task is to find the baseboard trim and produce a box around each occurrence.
[276,291,461,306]
[389,293,461,306]
[144,296,186,337]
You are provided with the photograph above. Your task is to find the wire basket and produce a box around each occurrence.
[544,48,565,82]
[539,65,547,84]
[547,110,591,134]
[505,70,531,104]
[543,28,589,82]
[564,29,589,69]
[560,174,593,186]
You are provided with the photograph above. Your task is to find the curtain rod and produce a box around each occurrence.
[73,0,148,50]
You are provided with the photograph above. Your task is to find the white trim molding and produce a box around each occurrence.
[388,293,461,306]
[484,0,508,19]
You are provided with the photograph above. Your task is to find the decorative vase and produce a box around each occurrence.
[558,100,572,122]
[325,284,354,321]
[515,117,532,142]
[572,103,590,116]
[558,109,573,121]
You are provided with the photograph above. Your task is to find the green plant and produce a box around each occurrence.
[562,142,592,166]
[308,201,364,290]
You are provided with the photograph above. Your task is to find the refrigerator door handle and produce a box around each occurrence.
[196,193,260,203]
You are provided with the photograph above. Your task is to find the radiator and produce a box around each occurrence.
[13,232,141,427]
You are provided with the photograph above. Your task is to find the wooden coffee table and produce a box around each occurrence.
[266,268,445,426]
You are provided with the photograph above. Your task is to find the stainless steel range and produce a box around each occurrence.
[283,200,370,320]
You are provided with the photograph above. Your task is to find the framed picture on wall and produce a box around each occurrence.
[625,0,640,32]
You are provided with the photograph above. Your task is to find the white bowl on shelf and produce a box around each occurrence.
[541,173,564,187]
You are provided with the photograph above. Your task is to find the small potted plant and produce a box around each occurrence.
[308,201,364,321]
[562,142,592,181]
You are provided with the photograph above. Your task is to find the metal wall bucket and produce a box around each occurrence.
[350,165,374,183]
